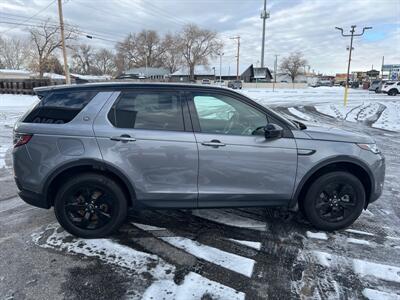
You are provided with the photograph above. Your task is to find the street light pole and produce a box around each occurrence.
[273,54,278,92]
[260,0,270,68]
[335,25,372,106]
[230,36,240,80]
[57,0,70,85]
[219,52,224,86]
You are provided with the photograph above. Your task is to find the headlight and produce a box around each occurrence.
[357,143,380,154]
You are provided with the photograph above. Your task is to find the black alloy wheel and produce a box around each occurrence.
[54,173,128,238]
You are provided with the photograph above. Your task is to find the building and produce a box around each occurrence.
[252,67,273,82]
[116,67,170,80]
[0,69,31,80]
[382,64,400,80]
[171,64,271,83]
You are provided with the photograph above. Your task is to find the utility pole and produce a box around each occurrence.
[57,0,70,85]
[335,25,372,106]
[260,0,270,68]
[273,54,278,92]
[381,56,384,79]
[230,36,240,80]
[219,52,224,86]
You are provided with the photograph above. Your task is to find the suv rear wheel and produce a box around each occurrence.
[54,173,128,238]
[302,171,365,231]
[388,89,398,96]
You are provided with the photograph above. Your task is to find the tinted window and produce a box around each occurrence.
[108,91,184,131]
[193,94,267,135]
[24,91,97,124]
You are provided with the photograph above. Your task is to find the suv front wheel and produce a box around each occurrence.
[302,171,365,231]
[54,173,128,238]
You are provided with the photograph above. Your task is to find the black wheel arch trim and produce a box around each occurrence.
[290,155,375,208]
[42,158,136,207]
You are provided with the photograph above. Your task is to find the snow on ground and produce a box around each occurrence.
[241,86,400,132]
[228,238,262,250]
[362,288,400,300]
[142,271,245,300]
[0,94,39,169]
[33,224,245,299]
[306,231,328,240]
[347,237,371,246]
[192,209,268,231]
[32,224,173,277]
[161,236,255,277]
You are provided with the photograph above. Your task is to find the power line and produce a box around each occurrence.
[0,0,57,34]
[0,20,120,44]
[0,11,127,41]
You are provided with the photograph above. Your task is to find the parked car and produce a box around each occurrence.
[311,80,333,87]
[228,80,242,89]
[201,79,211,85]
[381,81,400,96]
[369,80,391,93]
[13,83,385,238]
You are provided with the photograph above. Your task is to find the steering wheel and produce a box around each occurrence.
[224,111,239,134]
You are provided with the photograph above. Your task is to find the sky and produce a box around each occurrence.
[0,0,399,75]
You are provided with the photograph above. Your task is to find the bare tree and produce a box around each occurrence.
[178,24,222,80]
[162,33,183,74]
[0,36,29,69]
[71,44,94,74]
[29,20,75,77]
[93,48,115,75]
[116,29,166,71]
[280,52,307,84]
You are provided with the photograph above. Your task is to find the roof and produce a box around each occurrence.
[124,67,170,76]
[0,69,31,74]
[172,64,252,76]
[33,81,234,94]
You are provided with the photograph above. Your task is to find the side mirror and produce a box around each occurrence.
[264,123,283,139]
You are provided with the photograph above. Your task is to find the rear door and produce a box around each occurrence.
[93,88,198,208]
[188,90,298,207]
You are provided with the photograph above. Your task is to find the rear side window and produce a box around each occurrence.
[108,91,184,131]
[23,91,97,124]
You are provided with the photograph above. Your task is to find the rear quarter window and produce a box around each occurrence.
[23,90,97,124]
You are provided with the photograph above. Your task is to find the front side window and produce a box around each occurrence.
[108,91,184,131]
[193,94,267,135]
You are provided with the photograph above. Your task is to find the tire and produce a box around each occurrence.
[302,171,365,231]
[388,89,398,96]
[375,87,379,93]
[54,173,128,238]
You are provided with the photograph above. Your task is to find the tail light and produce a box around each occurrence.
[13,133,33,148]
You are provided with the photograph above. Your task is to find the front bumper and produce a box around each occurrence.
[368,154,385,204]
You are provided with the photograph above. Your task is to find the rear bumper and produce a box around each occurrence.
[18,189,50,209]
[15,177,50,209]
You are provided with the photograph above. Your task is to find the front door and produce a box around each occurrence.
[93,89,198,208]
[189,91,297,207]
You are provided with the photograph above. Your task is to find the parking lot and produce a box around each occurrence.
[1,88,400,299]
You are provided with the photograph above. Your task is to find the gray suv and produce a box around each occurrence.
[13,83,385,238]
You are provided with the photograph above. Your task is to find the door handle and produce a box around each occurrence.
[201,140,226,147]
[110,135,136,142]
